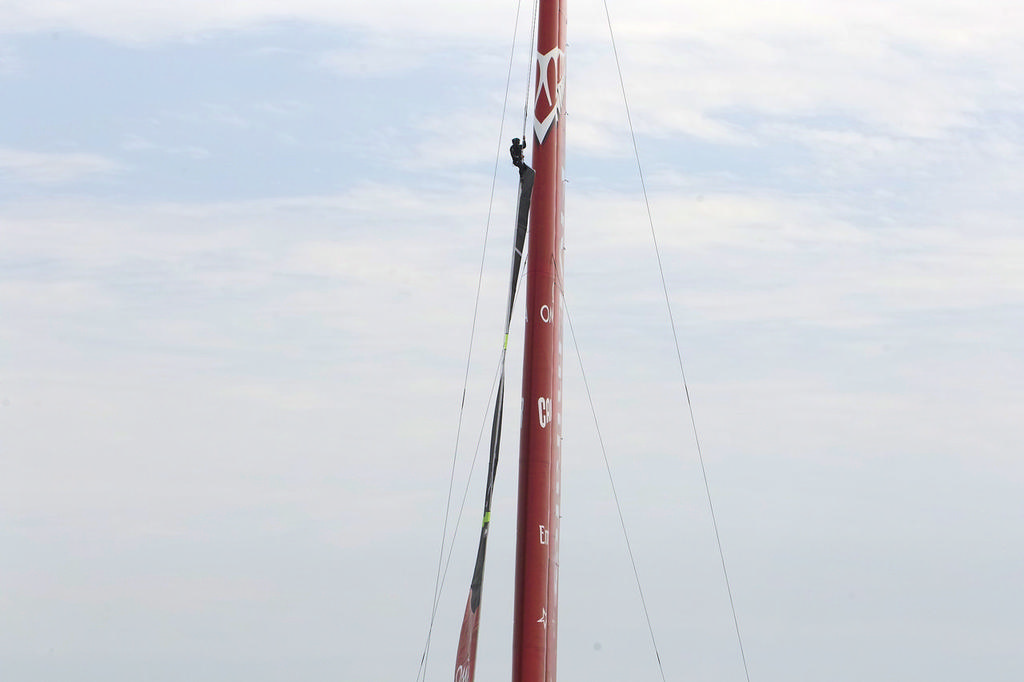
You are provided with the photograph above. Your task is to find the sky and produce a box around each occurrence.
[1,1,1023,681]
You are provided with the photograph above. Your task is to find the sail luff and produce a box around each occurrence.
[512,1,566,681]
[452,159,535,682]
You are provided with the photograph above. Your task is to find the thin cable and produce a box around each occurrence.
[417,354,502,682]
[417,248,529,682]
[416,1,529,679]
[439,353,504,593]
[554,262,667,682]
[424,253,530,640]
[600,2,753,681]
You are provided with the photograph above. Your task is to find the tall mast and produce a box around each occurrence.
[512,0,566,681]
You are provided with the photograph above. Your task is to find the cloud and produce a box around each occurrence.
[0,147,122,184]
[0,0,511,43]
[568,181,1024,320]
[319,43,429,77]
[0,43,21,74]
[3,178,1022,682]
[2,10,1023,680]
[559,1,1024,153]
[5,1,1023,154]
[121,134,212,159]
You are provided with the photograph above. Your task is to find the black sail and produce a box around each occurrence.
[453,157,534,682]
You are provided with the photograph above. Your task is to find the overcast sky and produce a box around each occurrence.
[2,1,1023,681]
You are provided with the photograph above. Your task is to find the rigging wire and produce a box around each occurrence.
[424,253,530,640]
[523,0,540,142]
[415,0,530,678]
[416,343,503,682]
[416,248,530,682]
[554,262,668,682]
[599,2,754,681]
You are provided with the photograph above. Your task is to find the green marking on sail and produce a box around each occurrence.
[483,512,491,525]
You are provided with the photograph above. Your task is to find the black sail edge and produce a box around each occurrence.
[452,152,535,682]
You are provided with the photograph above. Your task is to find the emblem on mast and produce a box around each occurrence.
[533,46,565,144]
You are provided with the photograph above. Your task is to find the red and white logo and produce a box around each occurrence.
[533,46,565,143]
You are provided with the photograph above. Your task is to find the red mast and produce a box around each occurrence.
[513,1,566,681]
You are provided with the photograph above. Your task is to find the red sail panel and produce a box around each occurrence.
[512,2,566,682]
[453,592,480,682]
